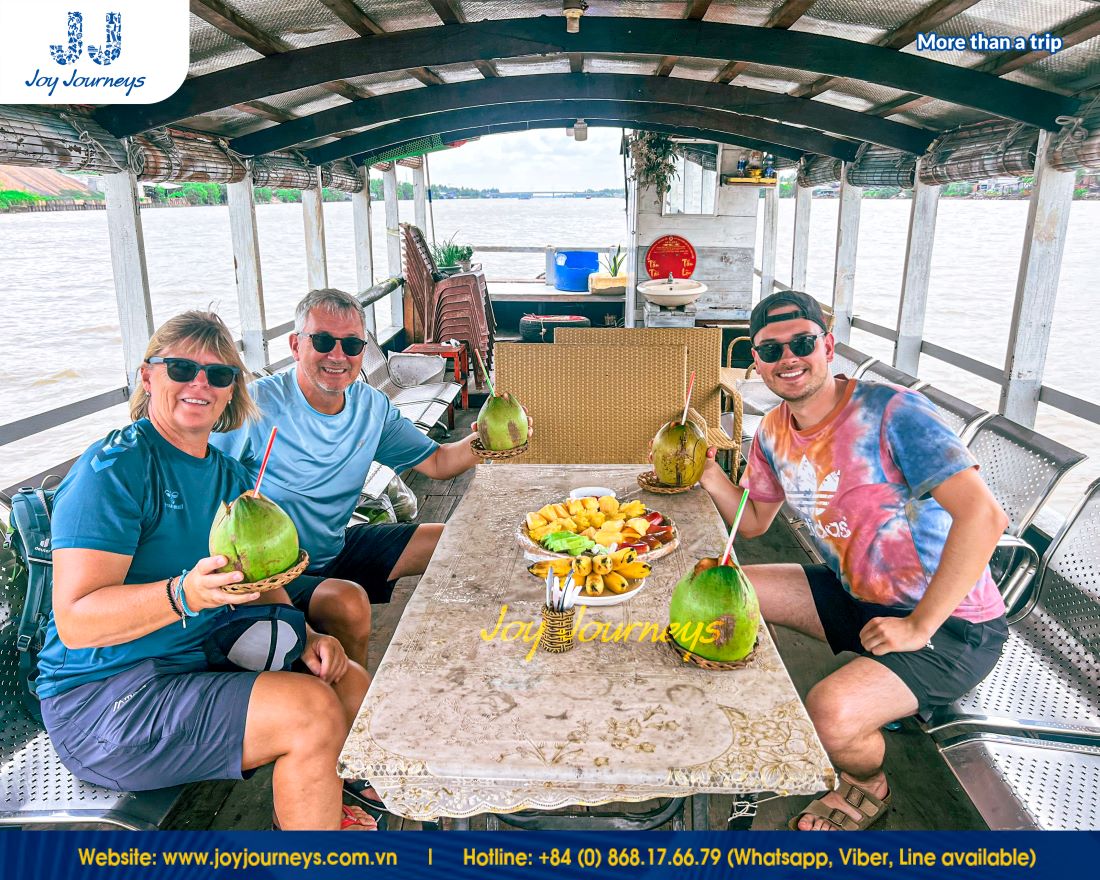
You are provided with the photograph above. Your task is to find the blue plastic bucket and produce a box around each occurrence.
[553,250,599,292]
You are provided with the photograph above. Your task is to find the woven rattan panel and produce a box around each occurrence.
[493,343,686,464]
[555,327,722,429]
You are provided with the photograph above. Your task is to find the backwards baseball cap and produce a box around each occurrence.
[749,291,829,342]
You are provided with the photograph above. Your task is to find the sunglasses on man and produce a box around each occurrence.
[753,332,825,364]
[145,357,240,388]
[303,332,367,357]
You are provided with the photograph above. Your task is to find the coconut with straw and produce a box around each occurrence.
[652,370,708,487]
[473,349,529,451]
[210,427,301,583]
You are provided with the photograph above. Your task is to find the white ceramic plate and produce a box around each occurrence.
[517,516,679,563]
[572,578,647,607]
[569,486,615,500]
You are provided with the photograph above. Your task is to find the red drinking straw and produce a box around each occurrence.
[252,427,277,497]
[680,370,696,426]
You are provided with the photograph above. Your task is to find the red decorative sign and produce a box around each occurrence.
[644,235,697,280]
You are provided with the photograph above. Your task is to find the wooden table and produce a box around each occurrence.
[339,465,833,827]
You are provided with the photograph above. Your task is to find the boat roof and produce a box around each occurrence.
[85,1,1098,167]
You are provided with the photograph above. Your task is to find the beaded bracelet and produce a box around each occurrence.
[165,576,183,618]
[174,569,199,626]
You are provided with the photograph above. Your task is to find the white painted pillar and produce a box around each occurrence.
[103,169,154,390]
[894,160,940,374]
[759,185,779,301]
[791,183,812,291]
[227,171,268,372]
[352,166,376,334]
[382,164,403,329]
[1000,130,1076,427]
[831,171,862,344]
[624,180,640,327]
[302,168,328,290]
[413,164,427,233]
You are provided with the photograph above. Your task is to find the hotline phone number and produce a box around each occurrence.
[540,847,725,869]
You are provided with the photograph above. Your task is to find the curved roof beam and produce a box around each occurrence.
[351,119,806,168]
[94,18,1078,136]
[304,100,849,165]
[231,73,932,157]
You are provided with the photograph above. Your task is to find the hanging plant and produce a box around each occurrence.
[628,132,681,198]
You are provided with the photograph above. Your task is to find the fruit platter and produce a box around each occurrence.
[527,547,652,606]
[518,494,679,563]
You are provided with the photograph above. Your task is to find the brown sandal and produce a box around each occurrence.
[788,776,891,831]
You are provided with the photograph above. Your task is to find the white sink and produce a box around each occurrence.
[638,278,708,308]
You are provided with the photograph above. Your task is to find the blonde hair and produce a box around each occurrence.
[130,311,259,432]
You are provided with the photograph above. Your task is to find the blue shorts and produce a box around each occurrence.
[40,658,258,792]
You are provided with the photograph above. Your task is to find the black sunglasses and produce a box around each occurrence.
[304,332,366,357]
[145,357,239,388]
[753,333,824,364]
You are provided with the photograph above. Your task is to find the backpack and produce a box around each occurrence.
[4,481,58,721]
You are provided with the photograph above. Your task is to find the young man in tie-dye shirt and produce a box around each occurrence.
[702,291,1009,831]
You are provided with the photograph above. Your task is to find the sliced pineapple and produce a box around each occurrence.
[526,511,548,530]
[598,495,620,515]
[625,517,651,535]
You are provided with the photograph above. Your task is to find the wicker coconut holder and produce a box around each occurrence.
[661,626,758,670]
[471,438,529,461]
[221,550,310,595]
[637,470,695,495]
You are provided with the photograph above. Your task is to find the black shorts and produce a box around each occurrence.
[803,564,1008,713]
[287,522,420,610]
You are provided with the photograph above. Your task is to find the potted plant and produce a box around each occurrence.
[627,132,681,200]
[587,244,628,295]
[430,233,473,276]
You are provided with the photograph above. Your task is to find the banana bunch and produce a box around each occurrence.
[529,546,652,596]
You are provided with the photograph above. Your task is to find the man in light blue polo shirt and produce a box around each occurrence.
[212,289,521,671]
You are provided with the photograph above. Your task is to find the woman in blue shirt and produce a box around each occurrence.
[38,311,376,831]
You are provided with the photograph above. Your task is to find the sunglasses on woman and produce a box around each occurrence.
[753,332,825,363]
[304,332,367,356]
[145,357,239,388]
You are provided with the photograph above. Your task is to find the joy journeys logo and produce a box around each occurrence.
[0,0,188,104]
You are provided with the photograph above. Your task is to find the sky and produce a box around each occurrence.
[397,128,630,192]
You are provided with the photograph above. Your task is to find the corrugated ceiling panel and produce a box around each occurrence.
[794,0,930,35]
[670,58,727,81]
[343,73,427,95]
[889,100,988,129]
[1003,37,1100,91]
[459,2,562,19]
[227,0,361,49]
[585,55,664,76]
[960,0,1093,40]
[494,56,574,76]
[188,15,264,77]
[702,0,780,26]
[585,1,692,17]
[259,86,351,116]
[177,108,273,138]
[432,62,490,83]
[737,63,823,88]
[364,0,446,31]
[817,78,911,108]
[811,91,877,113]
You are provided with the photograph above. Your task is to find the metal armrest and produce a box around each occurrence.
[994,534,1040,622]
[388,353,446,387]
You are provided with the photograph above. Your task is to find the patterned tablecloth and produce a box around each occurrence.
[338,465,834,820]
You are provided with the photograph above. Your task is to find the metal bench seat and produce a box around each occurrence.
[937,732,1100,830]
[920,384,991,441]
[831,341,874,378]
[927,478,1100,740]
[0,538,184,829]
[859,360,924,388]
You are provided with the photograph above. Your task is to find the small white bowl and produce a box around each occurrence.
[569,486,615,500]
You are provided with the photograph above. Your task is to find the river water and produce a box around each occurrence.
[1,197,1097,513]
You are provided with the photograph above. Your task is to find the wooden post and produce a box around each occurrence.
[791,183,812,291]
[103,169,154,390]
[1000,130,1076,427]
[413,164,427,233]
[227,171,268,372]
[302,168,328,290]
[831,170,862,344]
[383,164,403,329]
[894,159,940,374]
[759,184,779,301]
[352,165,376,334]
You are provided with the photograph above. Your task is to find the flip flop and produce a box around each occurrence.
[788,776,891,831]
[343,779,386,812]
[271,805,379,831]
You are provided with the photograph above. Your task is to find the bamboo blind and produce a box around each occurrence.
[919,120,1039,184]
[847,145,916,188]
[797,155,843,187]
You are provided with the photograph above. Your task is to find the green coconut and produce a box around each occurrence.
[652,419,708,487]
[477,392,528,451]
[668,558,760,662]
[209,491,299,582]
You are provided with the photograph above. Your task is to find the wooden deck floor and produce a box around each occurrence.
[165,407,986,831]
